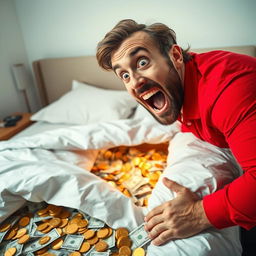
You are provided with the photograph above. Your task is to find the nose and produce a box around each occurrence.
[130,74,147,90]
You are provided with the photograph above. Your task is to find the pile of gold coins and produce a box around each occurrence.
[0,203,148,256]
[91,144,168,207]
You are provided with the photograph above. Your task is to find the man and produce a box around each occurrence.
[96,19,256,246]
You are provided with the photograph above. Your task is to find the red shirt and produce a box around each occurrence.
[181,51,256,229]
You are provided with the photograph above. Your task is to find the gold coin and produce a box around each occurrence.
[18,234,30,244]
[77,219,88,228]
[97,227,109,239]
[43,253,55,256]
[79,241,91,253]
[123,189,131,197]
[87,235,99,245]
[18,216,30,227]
[69,218,81,225]
[59,218,69,228]
[4,247,16,256]
[37,222,49,231]
[40,225,52,233]
[15,228,27,238]
[66,223,78,234]
[56,227,63,236]
[148,172,159,181]
[34,247,48,255]
[117,236,131,249]
[4,229,17,240]
[36,208,48,216]
[0,223,11,232]
[58,209,71,219]
[83,229,95,239]
[47,205,62,217]
[95,240,108,252]
[104,150,112,159]
[39,235,51,245]
[119,245,132,256]
[105,228,112,238]
[70,252,81,256]
[51,237,64,250]
[132,247,145,256]
[116,227,129,240]
[78,227,87,234]
[49,217,61,228]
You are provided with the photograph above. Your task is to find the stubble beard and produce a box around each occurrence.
[145,63,184,125]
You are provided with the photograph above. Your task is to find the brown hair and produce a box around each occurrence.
[96,19,191,70]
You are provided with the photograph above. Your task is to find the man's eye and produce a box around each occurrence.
[121,72,130,80]
[138,58,149,68]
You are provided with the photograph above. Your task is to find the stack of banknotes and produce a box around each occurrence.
[0,202,150,256]
[92,146,167,206]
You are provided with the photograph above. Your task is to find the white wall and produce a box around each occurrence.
[0,0,35,118]
[1,0,255,118]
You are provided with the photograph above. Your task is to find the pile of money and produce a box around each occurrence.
[0,202,150,256]
[91,145,167,207]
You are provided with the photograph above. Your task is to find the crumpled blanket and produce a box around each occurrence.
[0,118,242,255]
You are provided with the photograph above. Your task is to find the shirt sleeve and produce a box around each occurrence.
[203,72,256,230]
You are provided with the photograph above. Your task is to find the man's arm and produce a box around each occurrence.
[145,178,212,245]
[203,73,256,229]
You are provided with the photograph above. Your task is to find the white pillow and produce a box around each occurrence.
[31,80,138,125]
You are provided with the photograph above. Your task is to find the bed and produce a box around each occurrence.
[0,45,255,256]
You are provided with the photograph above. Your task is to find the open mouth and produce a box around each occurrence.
[140,88,168,114]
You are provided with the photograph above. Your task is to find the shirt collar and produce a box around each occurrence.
[181,53,201,121]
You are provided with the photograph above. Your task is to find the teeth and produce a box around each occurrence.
[142,89,158,100]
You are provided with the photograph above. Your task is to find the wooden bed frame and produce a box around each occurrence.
[33,45,256,107]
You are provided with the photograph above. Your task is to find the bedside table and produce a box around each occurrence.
[0,113,34,140]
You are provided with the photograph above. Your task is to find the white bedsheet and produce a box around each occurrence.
[0,118,242,255]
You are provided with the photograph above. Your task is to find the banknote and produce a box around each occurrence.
[129,223,151,249]
[61,234,84,251]
[5,239,24,256]
[90,251,110,256]
[30,222,44,237]
[23,228,60,253]
[83,245,95,256]
[0,230,9,244]
[103,231,115,248]
[88,217,105,229]
[47,249,70,256]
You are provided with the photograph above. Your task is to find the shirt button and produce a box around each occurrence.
[186,121,192,126]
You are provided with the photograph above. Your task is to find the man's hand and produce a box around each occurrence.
[144,177,212,246]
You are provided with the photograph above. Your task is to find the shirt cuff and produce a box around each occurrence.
[203,186,235,229]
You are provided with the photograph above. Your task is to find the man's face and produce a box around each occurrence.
[111,31,184,125]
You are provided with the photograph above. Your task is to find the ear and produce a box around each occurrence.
[168,45,183,70]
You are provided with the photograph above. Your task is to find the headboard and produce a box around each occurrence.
[33,45,256,107]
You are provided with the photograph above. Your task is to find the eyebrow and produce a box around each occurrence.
[113,46,149,74]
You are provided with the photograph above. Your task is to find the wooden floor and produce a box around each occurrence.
[241,227,256,256]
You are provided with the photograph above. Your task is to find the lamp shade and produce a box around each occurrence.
[12,64,29,91]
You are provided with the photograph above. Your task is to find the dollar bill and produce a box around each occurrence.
[90,251,110,256]
[103,231,115,248]
[32,215,51,223]
[61,234,84,251]
[23,228,60,253]
[83,245,95,256]
[0,230,9,244]
[129,223,151,249]
[47,249,71,256]
[30,223,44,237]
[5,239,24,256]
[123,176,148,194]
[87,217,105,229]
[25,252,34,256]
